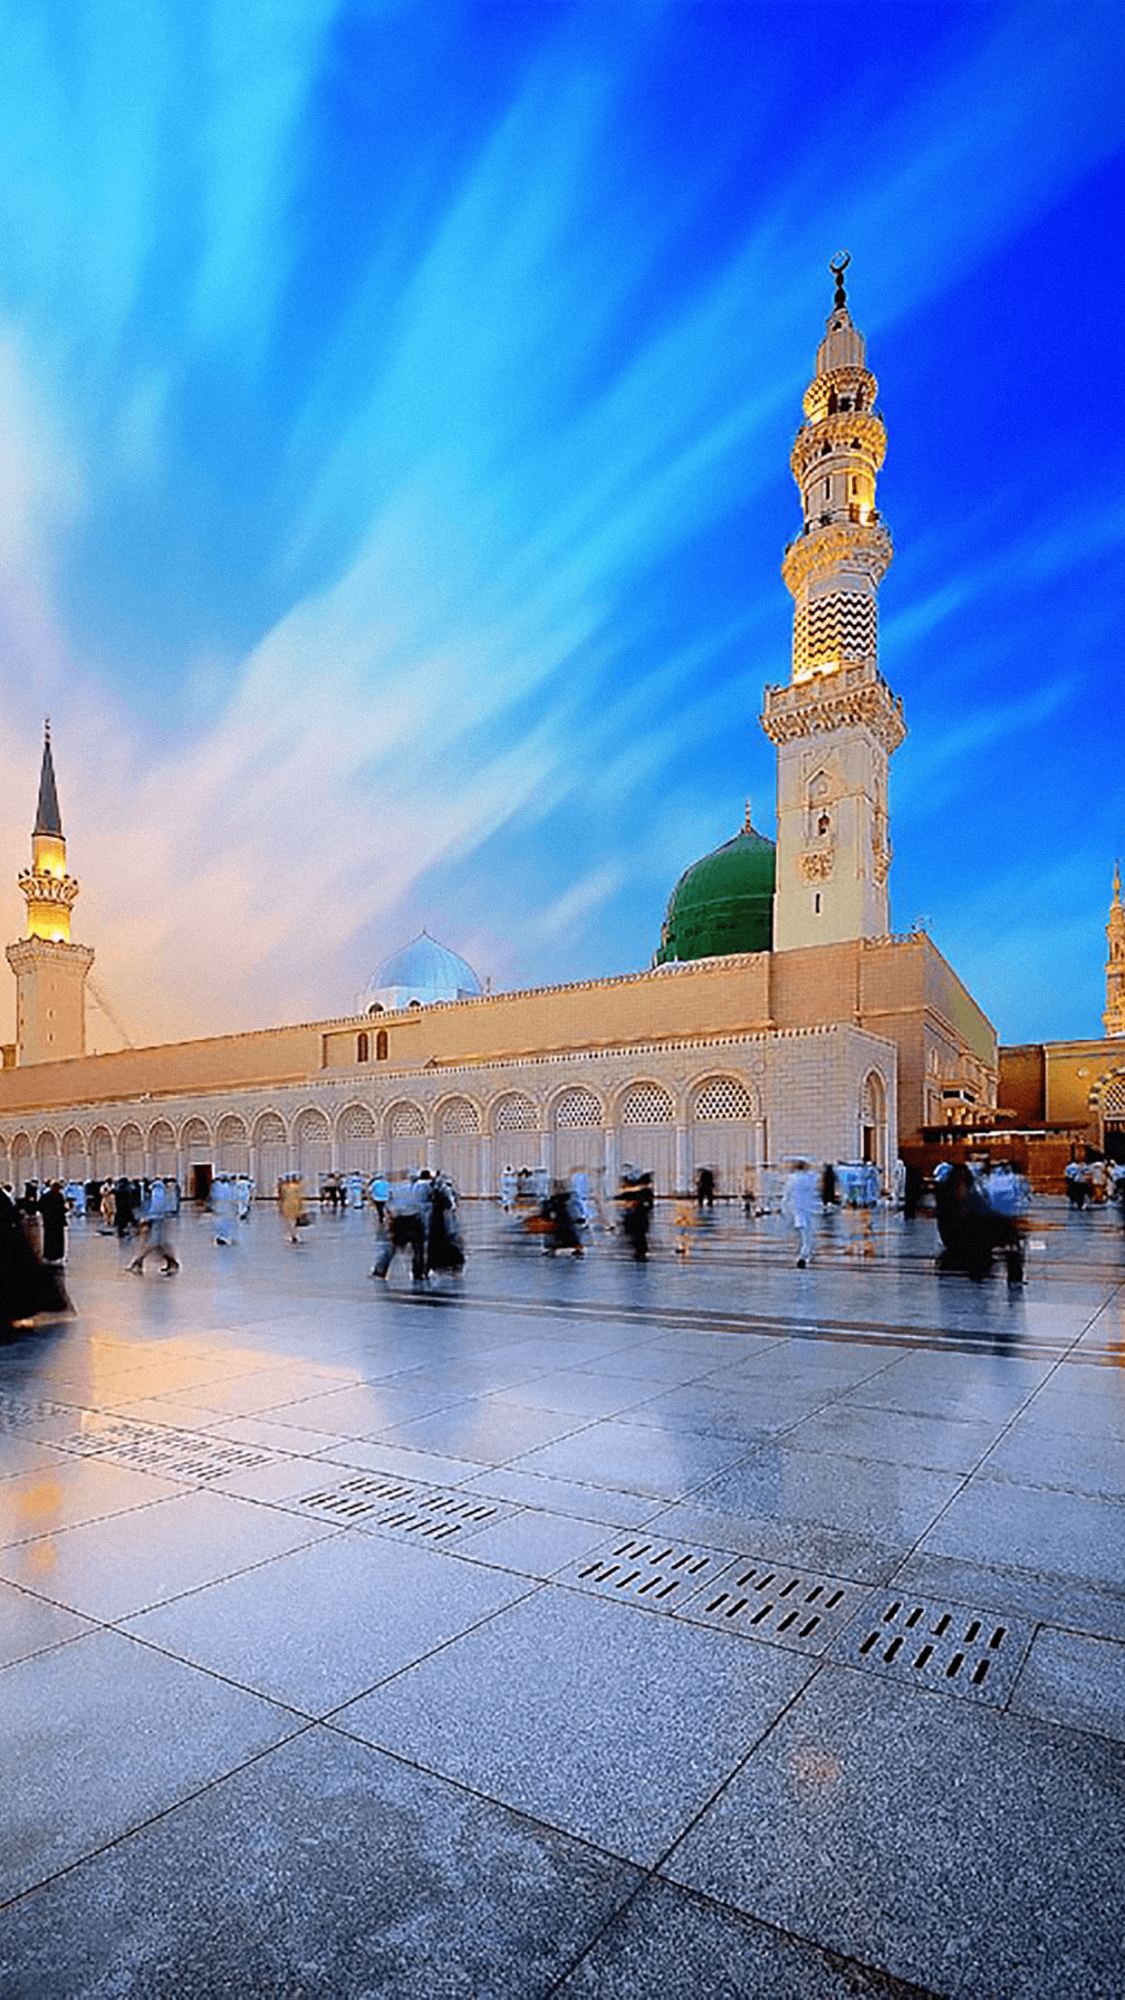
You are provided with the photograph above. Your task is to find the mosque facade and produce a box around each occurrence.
[0,269,1000,1199]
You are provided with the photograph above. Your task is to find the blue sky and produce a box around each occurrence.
[0,0,1121,1050]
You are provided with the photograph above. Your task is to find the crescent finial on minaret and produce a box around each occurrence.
[830,250,851,311]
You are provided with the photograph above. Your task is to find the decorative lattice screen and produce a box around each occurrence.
[554,1088,603,1130]
[1103,1079,1125,1119]
[438,1097,479,1135]
[182,1120,210,1151]
[693,1077,753,1122]
[620,1083,674,1125]
[389,1102,426,1137]
[494,1094,536,1132]
[340,1104,377,1140]
[255,1114,286,1145]
[861,1074,886,1125]
[217,1116,248,1145]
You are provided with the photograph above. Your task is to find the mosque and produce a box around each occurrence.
[0,265,1005,1201]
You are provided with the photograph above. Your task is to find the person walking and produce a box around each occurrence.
[280,1175,305,1244]
[128,1179,179,1275]
[782,1159,819,1267]
[39,1181,68,1267]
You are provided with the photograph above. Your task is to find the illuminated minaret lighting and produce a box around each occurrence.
[5,723,95,1064]
[761,255,906,950]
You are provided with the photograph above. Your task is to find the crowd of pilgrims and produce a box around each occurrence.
[4,1150,1124,1333]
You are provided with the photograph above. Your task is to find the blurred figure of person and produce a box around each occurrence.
[427,1172,465,1275]
[618,1172,653,1261]
[370,1173,390,1226]
[100,1179,116,1233]
[499,1166,517,1213]
[696,1166,715,1212]
[742,1167,757,1218]
[114,1176,137,1241]
[902,1160,926,1221]
[372,1172,430,1283]
[674,1192,697,1257]
[936,1163,1023,1284]
[39,1181,68,1267]
[235,1175,252,1221]
[1064,1160,1089,1210]
[212,1174,239,1246]
[17,1184,43,1258]
[280,1175,305,1245]
[0,1183,71,1338]
[128,1178,179,1275]
[820,1162,838,1209]
[782,1160,819,1268]
[545,1179,584,1257]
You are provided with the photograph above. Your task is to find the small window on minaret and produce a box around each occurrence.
[357,1032,369,1063]
[814,893,822,914]
[818,813,831,836]
[376,1030,388,1061]
[851,476,858,494]
[824,478,830,499]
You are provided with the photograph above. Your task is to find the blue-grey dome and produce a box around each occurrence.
[358,931,482,1014]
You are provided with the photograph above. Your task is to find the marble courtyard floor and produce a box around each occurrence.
[2,1197,1124,1998]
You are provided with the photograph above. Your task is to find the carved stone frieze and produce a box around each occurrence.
[800,852,835,883]
[761,666,907,755]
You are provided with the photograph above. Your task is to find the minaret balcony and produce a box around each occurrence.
[18,867,79,909]
[760,659,906,753]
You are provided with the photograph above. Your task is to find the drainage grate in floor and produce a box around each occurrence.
[831,1594,1033,1707]
[562,1536,731,1613]
[293,1472,508,1544]
[0,1393,76,1432]
[55,1418,273,1482]
[676,1559,871,1654]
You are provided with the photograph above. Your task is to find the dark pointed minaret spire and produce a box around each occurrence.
[34,720,63,838]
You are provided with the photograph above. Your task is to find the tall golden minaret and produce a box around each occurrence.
[5,724,94,1064]
[761,256,906,950]
[1105,862,1125,1037]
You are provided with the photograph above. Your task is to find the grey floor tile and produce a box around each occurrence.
[666,1664,1125,2000]
[373,1397,589,1463]
[494,1369,663,1418]
[0,1575,94,1669]
[1007,1380,1125,1445]
[123,1532,533,1712]
[0,1455,185,1549]
[887,1548,1125,1644]
[0,1435,73,1479]
[975,1420,1125,1499]
[510,1418,753,1500]
[454,1506,609,1579]
[1010,1626,1125,1743]
[461,1464,665,1528]
[839,1353,1050,1423]
[624,1378,833,1440]
[0,1725,641,2000]
[649,1501,908,1586]
[783,1403,1001,1474]
[0,1485,336,1620]
[314,1438,492,1485]
[917,1478,1125,1591]
[553,1877,944,1999]
[2,1627,297,1901]
[334,1584,813,1865]
[687,1443,963,1544]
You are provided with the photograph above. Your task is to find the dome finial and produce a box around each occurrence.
[744,797,753,834]
[829,250,851,312]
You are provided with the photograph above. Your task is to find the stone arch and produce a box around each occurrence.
[434,1095,483,1195]
[491,1091,538,1136]
[181,1118,212,1195]
[119,1122,146,1177]
[336,1102,378,1176]
[436,1095,480,1136]
[688,1074,762,1198]
[294,1106,332,1187]
[385,1099,426,1178]
[148,1120,178,1179]
[89,1124,116,1180]
[550,1085,604,1183]
[11,1131,34,1188]
[215,1113,250,1177]
[254,1111,289,1195]
[860,1070,889,1178]
[62,1127,88,1181]
[36,1129,61,1183]
[615,1080,675,1194]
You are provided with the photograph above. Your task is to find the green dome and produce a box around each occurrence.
[654,819,775,964]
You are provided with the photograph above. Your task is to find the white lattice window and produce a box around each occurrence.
[438,1097,479,1135]
[340,1104,377,1140]
[554,1088,602,1130]
[1103,1078,1125,1119]
[149,1122,175,1151]
[296,1109,330,1142]
[255,1114,286,1145]
[494,1093,536,1132]
[620,1083,674,1125]
[217,1115,248,1144]
[12,1135,33,1174]
[182,1120,210,1150]
[693,1077,753,1122]
[389,1102,426,1137]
